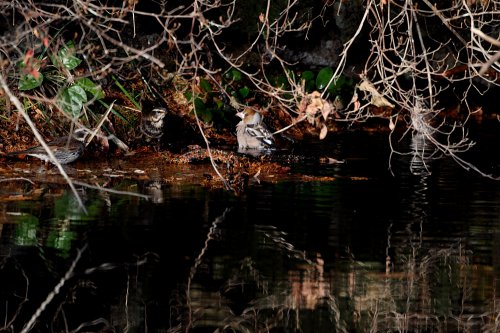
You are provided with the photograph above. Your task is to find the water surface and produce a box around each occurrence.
[1,128,500,332]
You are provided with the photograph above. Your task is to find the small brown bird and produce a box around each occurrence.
[7,129,88,165]
[236,108,275,150]
[140,107,167,139]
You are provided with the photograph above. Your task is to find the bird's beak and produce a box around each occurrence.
[236,111,245,119]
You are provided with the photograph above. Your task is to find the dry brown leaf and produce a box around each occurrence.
[321,101,332,121]
[358,79,395,108]
[354,100,361,111]
[389,117,395,130]
[319,124,328,140]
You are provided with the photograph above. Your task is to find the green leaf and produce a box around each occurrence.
[75,77,105,99]
[215,99,224,109]
[225,69,242,81]
[184,91,193,102]
[273,75,289,89]
[199,77,212,93]
[327,75,349,95]
[58,85,88,117]
[18,73,44,91]
[238,86,250,98]
[300,70,314,82]
[316,67,334,90]
[305,80,315,92]
[194,98,213,123]
[57,41,82,70]
[194,97,206,112]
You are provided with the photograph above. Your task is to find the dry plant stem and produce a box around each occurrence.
[349,0,500,178]
[20,245,87,333]
[86,100,115,147]
[0,74,87,213]
[322,0,372,100]
[0,177,35,184]
[191,91,231,191]
[271,114,307,136]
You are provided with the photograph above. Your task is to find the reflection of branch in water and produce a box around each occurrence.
[72,180,152,200]
[0,258,29,331]
[21,245,88,333]
[185,208,231,332]
[177,223,344,333]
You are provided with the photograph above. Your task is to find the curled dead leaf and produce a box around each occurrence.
[321,100,333,121]
[358,79,395,108]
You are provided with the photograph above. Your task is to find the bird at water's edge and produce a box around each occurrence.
[6,129,88,164]
[140,106,167,139]
[236,108,275,150]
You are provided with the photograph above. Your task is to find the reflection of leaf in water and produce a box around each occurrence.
[14,213,39,246]
[46,227,76,258]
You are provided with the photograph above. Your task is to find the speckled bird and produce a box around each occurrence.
[140,107,167,139]
[7,129,88,164]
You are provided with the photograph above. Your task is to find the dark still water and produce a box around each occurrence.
[1,127,500,333]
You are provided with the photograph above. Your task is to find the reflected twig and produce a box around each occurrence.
[185,207,232,332]
[72,180,152,200]
[20,245,88,333]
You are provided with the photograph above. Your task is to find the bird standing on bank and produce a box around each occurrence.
[7,128,88,164]
[236,108,275,150]
[140,106,167,139]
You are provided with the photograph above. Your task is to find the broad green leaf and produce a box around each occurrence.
[238,86,250,98]
[305,80,315,92]
[328,75,347,95]
[57,41,82,70]
[316,67,334,90]
[194,97,206,112]
[194,98,213,123]
[75,77,105,99]
[226,69,242,81]
[18,73,44,91]
[58,85,87,117]
[198,109,213,123]
[273,75,288,89]
[300,70,314,82]
[199,77,212,93]
[215,99,224,109]
[184,91,193,102]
